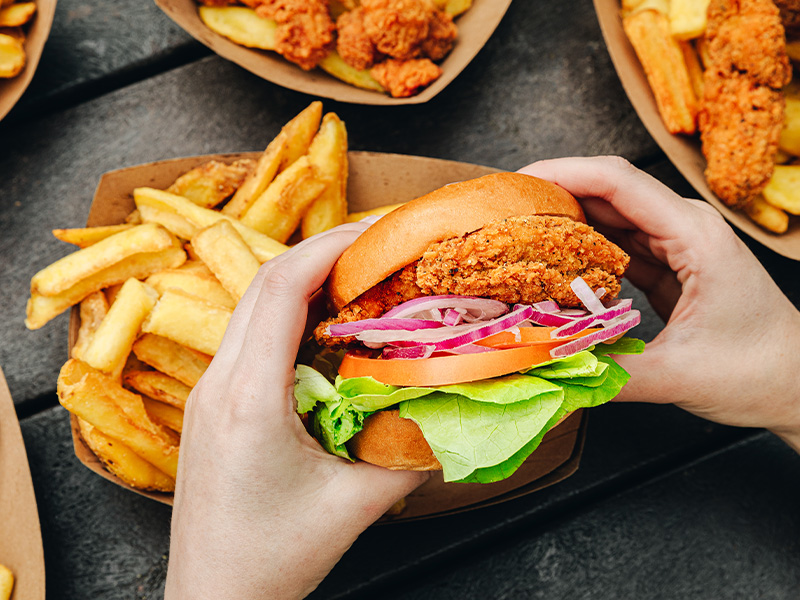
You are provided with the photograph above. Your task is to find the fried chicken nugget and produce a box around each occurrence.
[370,57,442,97]
[256,0,335,70]
[361,0,433,59]
[336,7,380,70]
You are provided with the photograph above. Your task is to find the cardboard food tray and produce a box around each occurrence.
[0,367,46,600]
[68,150,586,520]
[0,0,57,122]
[153,0,512,105]
[594,0,800,260]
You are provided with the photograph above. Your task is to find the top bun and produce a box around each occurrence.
[326,172,585,311]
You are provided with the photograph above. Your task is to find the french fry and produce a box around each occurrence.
[0,32,24,78]
[104,282,123,305]
[78,418,175,492]
[745,195,789,234]
[191,221,260,302]
[146,267,236,309]
[621,0,668,17]
[31,223,177,297]
[138,203,200,240]
[175,259,213,276]
[0,26,24,40]
[623,9,698,135]
[133,187,288,262]
[787,40,800,63]
[71,291,110,361]
[762,165,800,215]
[58,359,179,477]
[346,201,406,222]
[26,246,186,330]
[669,0,710,40]
[125,209,143,225]
[445,0,472,17]
[79,279,159,377]
[142,397,184,434]
[142,289,232,356]
[318,51,385,92]
[681,41,704,101]
[52,224,135,248]
[132,333,211,387]
[0,564,13,600]
[223,102,322,218]
[0,2,35,27]
[124,370,191,410]
[240,156,327,241]
[780,97,800,157]
[199,6,277,50]
[167,159,254,209]
[302,113,349,239]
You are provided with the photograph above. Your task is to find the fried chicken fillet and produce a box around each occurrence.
[255,0,335,70]
[370,58,442,97]
[699,0,792,208]
[361,0,433,59]
[315,215,629,348]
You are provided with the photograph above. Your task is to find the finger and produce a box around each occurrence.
[518,156,704,240]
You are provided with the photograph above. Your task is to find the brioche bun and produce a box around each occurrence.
[326,172,585,312]
[329,173,584,472]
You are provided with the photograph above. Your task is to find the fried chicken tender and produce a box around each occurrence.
[420,9,457,61]
[336,8,380,70]
[371,57,442,97]
[361,0,433,59]
[315,216,629,348]
[256,0,335,70]
[700,0,792,208]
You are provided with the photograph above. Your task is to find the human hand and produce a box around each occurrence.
[519,157,800,450]
[164,223,428,600]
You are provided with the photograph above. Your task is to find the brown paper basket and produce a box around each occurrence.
[0,367,46,600]
[594,0,800,260]
[153,0,511,105]
[67,151,586,521]
[0,0,57,122]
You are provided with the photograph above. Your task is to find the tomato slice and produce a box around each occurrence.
[338,327,600,387]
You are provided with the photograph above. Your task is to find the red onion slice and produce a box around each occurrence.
[382,345,435,360]
[328,318,444,337]
[533,300,560,313]
[383,295,508,321]
[443,309,463,326]
[550,310,641,358]
[550,299,633,338]
[571,277,606,313]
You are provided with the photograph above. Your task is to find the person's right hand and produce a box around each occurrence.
[519,156,800,451]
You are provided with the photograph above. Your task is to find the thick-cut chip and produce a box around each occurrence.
[0,32,24,78]
[31,223,177,296]
[142,397,184,434]
[167,159,254,209]
[199,6,277,50]
[239,156,327,241]
[780,97,800,156]
[681,41,704,100]
[175,259,213,276]
[146,267,236,309]
[444,0,472,16]
[79,279,159,377]
[302,113,349,239]
[318,51,385,92]
[52,224,135,248]
[346,201,406,222]
[623,9,697,134]
[0,2,35,27]
[0,563,13,600]
[26,246,186,330]
[132,333,211,387]
[124,370,191,410]
[78,418,175,492]
[280,101,323,171]
[762,165,800,215]
[142,289,232,356]
[58,359,179,477]
[139,203,200,240]
[0,26,24,40]
[669,0,710,39]
[71,291,110,361]
[745,194,789,234]
[222,133,286,219]
[191,221,260,302]
[133,187,288,262]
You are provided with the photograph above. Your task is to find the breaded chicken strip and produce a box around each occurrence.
[420,9,457,60]
[315,216,629,347]
[256,0,335,70]
[371,57,442,97]
[361,0,433,59]
[336,8,380,70]
[700,0,792,208]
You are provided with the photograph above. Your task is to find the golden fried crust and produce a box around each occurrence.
[256,0,335,70]
[336,8,380,70]
[370,58,442,97]
[421,9,457,61]
[700,0,791,208]
[314,216,629,348]
[362,0,433,59]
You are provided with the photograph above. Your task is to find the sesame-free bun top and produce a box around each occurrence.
[326,172,586,311]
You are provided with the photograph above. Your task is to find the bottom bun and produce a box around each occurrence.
[347,410,443,471]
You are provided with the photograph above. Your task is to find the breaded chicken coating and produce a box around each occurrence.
[371,57,442,97]
[256,0,335,70]
[361,0,433,59]
[315,216,629,348]
[336,8,380,70]
[420,9,457,60]
[700,0,792,208]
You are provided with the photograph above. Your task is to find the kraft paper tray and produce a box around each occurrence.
[67,151,586,521]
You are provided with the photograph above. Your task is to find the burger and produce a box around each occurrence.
[295,172,643,484]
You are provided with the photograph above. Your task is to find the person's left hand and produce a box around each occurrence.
[165,223,429,600]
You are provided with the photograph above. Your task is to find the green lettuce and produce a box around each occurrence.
[294,340,643,482]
